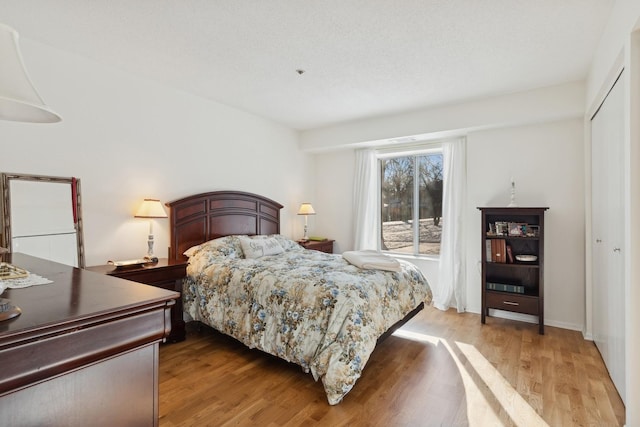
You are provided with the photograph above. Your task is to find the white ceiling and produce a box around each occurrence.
[0,0,614,130]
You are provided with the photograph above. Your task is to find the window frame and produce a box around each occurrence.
[377,144,443,259]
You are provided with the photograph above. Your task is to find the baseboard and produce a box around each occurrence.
[465,307,585,333]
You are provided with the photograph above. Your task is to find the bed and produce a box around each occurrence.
[166,191,432,405]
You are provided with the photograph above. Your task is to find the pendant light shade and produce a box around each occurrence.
[0,23,61,123]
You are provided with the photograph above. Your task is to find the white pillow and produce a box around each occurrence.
[239,236,284,259]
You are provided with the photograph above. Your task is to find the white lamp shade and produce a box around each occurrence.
[134,199,168,218]
[0,23,61,123]
[297,203,316,215]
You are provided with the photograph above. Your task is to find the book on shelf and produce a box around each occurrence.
[485,240,492,262]
[486,282,525,294]
[490,238,507,263]
[498,239,506,263]
[506,244,514,263]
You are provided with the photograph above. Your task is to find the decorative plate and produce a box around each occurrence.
[515,255,537,262]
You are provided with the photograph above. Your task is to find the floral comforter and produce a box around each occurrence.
[183,235,432,405]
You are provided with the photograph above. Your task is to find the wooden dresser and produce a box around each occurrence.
[0,253,178,427]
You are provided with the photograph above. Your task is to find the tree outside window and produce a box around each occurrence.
[380,152,443,256]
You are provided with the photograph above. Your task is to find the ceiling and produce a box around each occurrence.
[0,1,615,131]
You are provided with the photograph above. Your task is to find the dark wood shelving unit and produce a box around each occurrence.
[478,207,548,334]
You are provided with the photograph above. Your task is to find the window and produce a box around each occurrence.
[380,149,443,256]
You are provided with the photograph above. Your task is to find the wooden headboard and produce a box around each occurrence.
[166,191,283,261]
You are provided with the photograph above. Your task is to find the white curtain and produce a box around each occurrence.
[435,138,467,312]
[353,148,380,250]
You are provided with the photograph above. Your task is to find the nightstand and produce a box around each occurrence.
[298,239,334,254]
[86,258,187,342]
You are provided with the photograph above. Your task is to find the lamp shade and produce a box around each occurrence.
[134,199,167,218]
[297,203,316,215]
[0,23,61,123]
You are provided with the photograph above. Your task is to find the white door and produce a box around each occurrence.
[591,93,608,369]
[590,72,626,403]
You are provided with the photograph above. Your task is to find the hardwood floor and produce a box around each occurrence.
[158,306,625,426]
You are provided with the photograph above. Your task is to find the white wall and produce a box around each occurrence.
[0,40,312,266]
[313,148,354,254]
[301,81,585,152]
[308,84,586,331]
[466,120,585,329]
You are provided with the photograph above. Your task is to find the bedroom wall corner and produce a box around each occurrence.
[465,119,585,331]
[309,87,586,325]
[0,39,312,265]
[312,149,355,253]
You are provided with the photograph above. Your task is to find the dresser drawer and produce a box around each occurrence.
[486,291,539,315]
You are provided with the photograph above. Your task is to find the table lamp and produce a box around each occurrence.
[297,203,316,241]
[134,199,167,262]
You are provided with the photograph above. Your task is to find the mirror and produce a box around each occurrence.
[0,173,85,268]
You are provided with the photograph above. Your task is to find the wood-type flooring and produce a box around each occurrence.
[159,306,625,426]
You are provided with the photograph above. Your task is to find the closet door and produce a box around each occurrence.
[590,72,625,403]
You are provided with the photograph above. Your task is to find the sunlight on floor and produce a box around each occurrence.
[393,329,549,427]
[454,341,549,427]
[392,329,441,345]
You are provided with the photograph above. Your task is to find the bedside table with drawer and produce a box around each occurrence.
[86,258,187,342]
[298,239,335,254]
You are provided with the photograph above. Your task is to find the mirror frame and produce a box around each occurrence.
[0,173,85,268]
